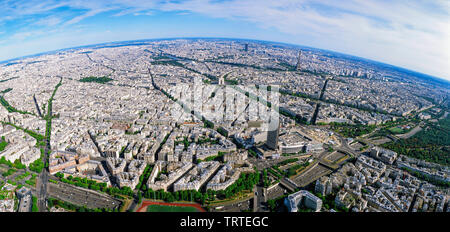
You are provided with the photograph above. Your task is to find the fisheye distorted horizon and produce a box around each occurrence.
[0,0,449,80]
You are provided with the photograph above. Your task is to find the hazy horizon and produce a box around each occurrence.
[0,1,449,80]
[2,36,449,86]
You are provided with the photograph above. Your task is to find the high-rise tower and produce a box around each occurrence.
[265,113,280,150]
[296,50,302,71]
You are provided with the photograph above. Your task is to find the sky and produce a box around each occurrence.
[0,0,449,80]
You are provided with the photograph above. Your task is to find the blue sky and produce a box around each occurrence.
[0,0,449,80]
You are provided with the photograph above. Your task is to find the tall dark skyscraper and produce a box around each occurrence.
[296,50,302,71]
[266,118,280,150]
[244,43,249,52]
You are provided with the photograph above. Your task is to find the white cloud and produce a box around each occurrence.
[65,8,113,25]
[10,30,45,40]
[34,16,63,27]
[133,11,154,16]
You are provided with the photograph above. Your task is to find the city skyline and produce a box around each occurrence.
[0,0,449,80]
